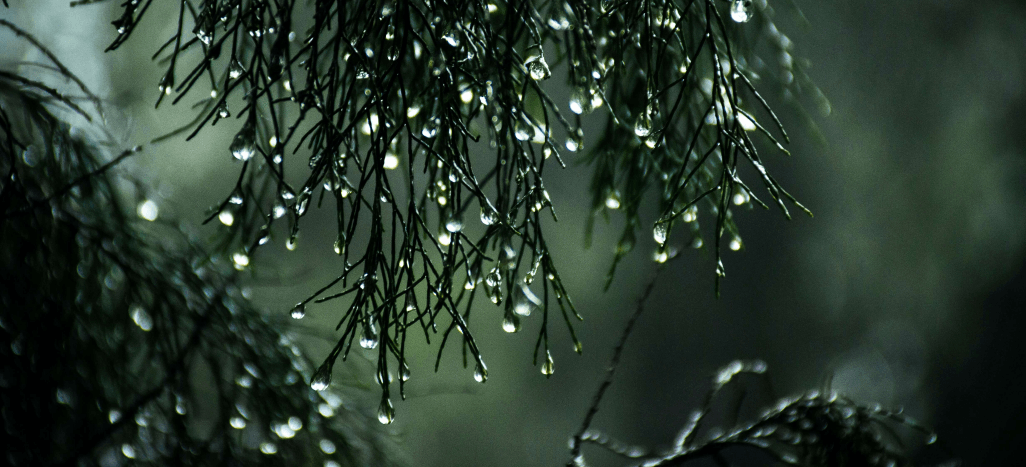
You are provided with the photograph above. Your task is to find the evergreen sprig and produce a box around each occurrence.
[84,0,823,416]
[572,361,939,466]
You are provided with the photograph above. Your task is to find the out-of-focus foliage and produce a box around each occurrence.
[571,360,939,466]
[0,27,400,466]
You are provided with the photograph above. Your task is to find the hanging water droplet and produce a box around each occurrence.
[218,209,234,226]
[360,321,379,349]
[229,58,245,79]
[229,416,246,429]
[513,282,542,316]
[290,303,305,319]
[421,119,438,138]
[137,199,159,221]
[442,28,460,47]
[122,444,136,459]
[230,121,257,161]
[445,214,464,232]
[130,305,152,331]
[634,112,653,137]
[565,135,581,152]
[400,363,411,381]
[730,0,752,23]
[333,237,345,255]
[502,311,520,333]
[232,251,250,269]
[605,190,622,209]
[729,237,742,251]
[569,88,590,115]
[310,365,331,391]
[286,233,298,251]
[158,74,172,95]
[259,442,278,455]
[653,222,669,245]
[406,103,422,118]
[473,360,488,383]
[480,206,498,225]
[541,350,555,376]
[485,267,501,287]
[590,85,604,109]
[525,54,551,80]
[377,398,395,424]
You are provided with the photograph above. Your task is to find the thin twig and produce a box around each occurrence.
[567,265,664,466]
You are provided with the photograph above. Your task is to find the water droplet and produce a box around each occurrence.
[653,222,668,245]
[605,191,622,210]
[729,237,742,251]
[526,54,551,80]
[310,365,331,391]
[130,305,152,331]
[230,122,257,161]
[541,350,554,376]
[260,442,278,455]
[383,152,399,169]
[360,322,379,349]
[400,363,411,381]
[229,58,245,79]
[485,267,502,287]
[926,433,938,445]
[569,88,591,115]
[406,103,422,118]
[108,409,121,423]
[445,214,464,232]
[377,398,395,424]
[333,237,345,255]
[158,74,172,95]
[232,252,250,269]
[290,303,305,319]
[634,112,653,137]
[565,135,581,152]
[235,374,253,387]
[229,416,246,429]
[480,206,499,225]
[514,282,541,316]
[121,444,136,459]
[473,360,488,383]
[421,119,438,138]
[286,233,298,251]
[137,199,158,221]
[319,438,336,454]
[502,312,520,333]
[217,209,234,226]
[730,0,752,23]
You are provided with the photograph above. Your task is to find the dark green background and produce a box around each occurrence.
[3,0,1024,465]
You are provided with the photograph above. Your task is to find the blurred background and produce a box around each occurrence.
[3,0,1025,465]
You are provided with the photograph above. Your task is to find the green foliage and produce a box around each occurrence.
[0,1,947,466]
[571,360,938,466]
[0,29,399,465]
[88,0,822,413]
